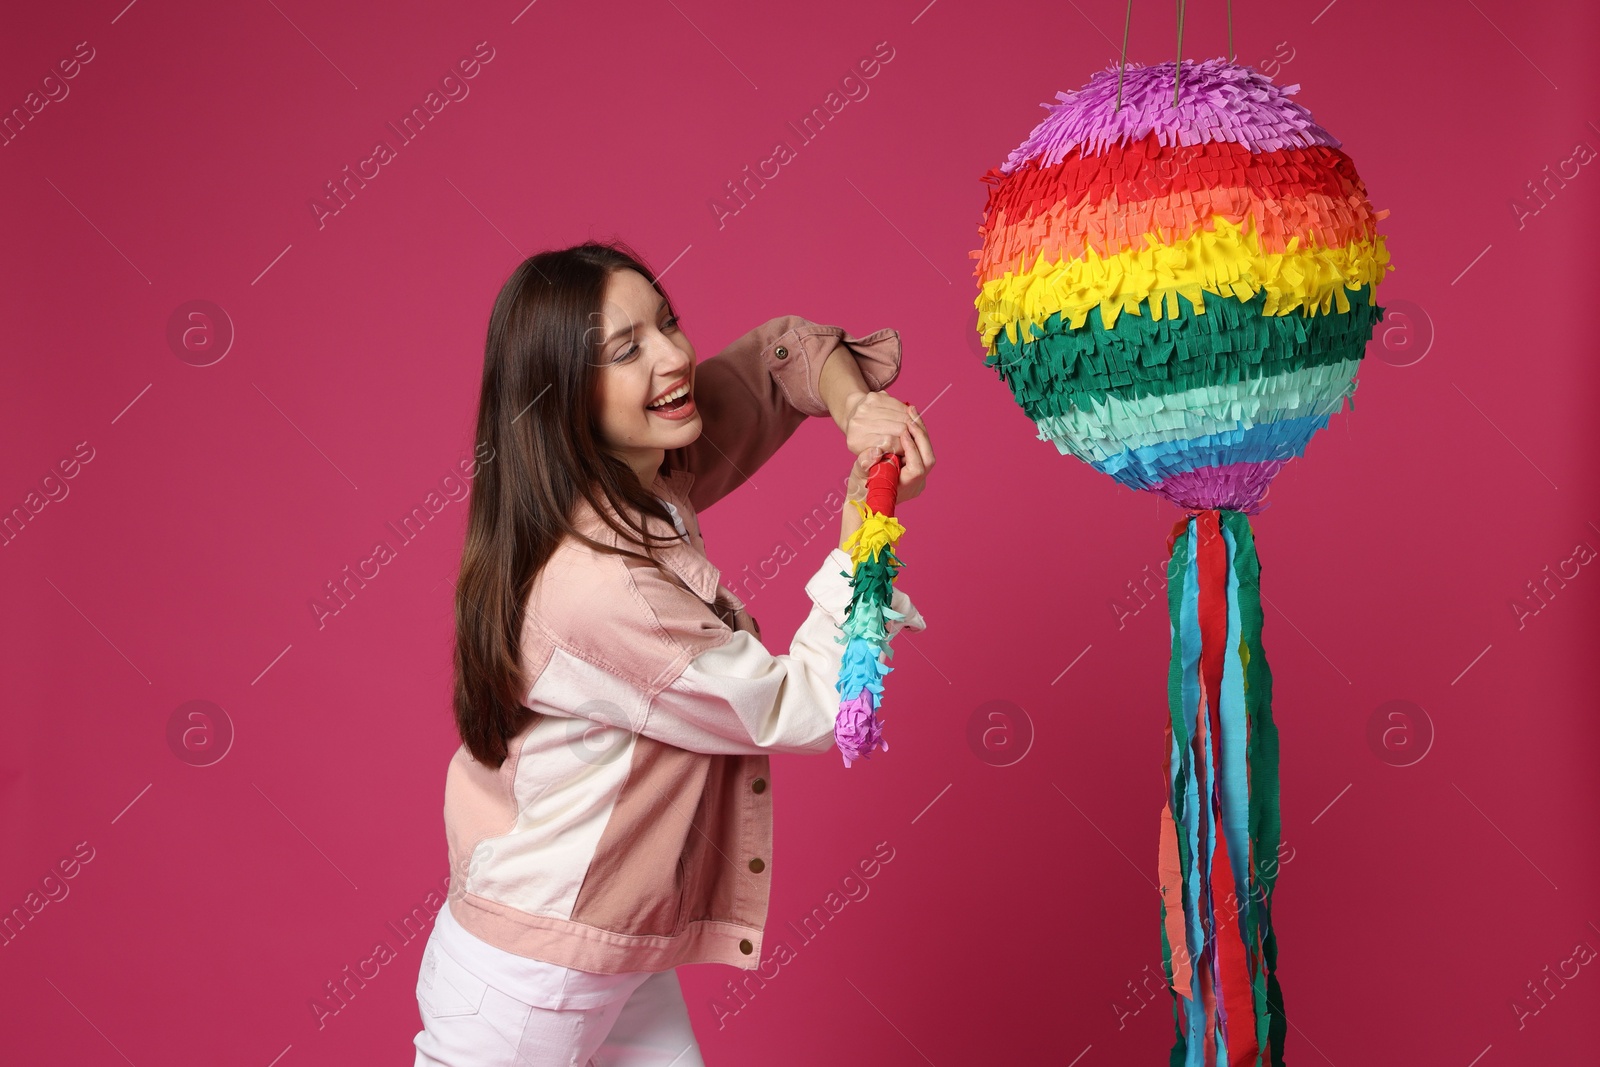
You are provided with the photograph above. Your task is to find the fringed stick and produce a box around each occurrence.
[833,453,907,768]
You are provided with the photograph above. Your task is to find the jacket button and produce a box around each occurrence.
[751,778,767,794]
[774,345,788,359]
[739,939,754,954]
[749,857,766,873]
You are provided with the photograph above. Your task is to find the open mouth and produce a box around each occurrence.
[648,393,690,413]
[646,380,694,415]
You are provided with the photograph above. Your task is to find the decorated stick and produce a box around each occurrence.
[833,452,907,768]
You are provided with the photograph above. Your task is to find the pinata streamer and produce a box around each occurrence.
[1159,509,1286,1063]
[833,453,907,768]
[972,55,1391,1064]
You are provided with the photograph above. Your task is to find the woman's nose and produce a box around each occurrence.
[654,350,692,381]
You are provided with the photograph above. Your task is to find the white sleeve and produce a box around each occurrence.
[639,547,927,756]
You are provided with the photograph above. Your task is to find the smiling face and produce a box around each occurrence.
[590,268,701,488]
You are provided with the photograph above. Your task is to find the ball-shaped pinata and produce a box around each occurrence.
[972,57,1393,512]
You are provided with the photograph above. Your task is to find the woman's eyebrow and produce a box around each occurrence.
[602,297,669,346]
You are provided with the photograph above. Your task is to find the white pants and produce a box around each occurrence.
[412,917,705,1067]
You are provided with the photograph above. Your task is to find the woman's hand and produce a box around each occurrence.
[844,405,934,505]
[841,391,914,458]
[839,408,932,550]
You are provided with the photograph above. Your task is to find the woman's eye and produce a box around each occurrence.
[611,317,678,364]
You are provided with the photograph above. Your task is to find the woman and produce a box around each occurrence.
[413,240,935,1066]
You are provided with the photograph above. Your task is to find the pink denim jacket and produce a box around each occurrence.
[439,315,928,975]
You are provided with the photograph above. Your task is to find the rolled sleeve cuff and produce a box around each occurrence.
[759,317,902,419]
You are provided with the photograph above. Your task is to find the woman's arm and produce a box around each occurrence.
[660,316,901,514]
[818,342,871,434]
[637,547,928,755]
[527,542,927,757]
[830,349,870,551]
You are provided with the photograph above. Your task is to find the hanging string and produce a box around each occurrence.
[1173,0,1186,105]
[1115,0,1133,113]
[1227,0,1234,62]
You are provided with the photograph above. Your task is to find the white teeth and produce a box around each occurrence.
[647,384,690,409]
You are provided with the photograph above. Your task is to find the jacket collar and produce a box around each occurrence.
[570,467,722,603]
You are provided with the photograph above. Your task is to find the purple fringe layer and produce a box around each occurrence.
[1000,58,1340,176]
[835,693,887,769]
[1148,460,1286,514]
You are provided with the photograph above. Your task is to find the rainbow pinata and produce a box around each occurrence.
[971,57,1394,1066]
[973,57,1392,511]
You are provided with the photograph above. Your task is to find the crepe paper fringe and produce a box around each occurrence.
[834,497,908,768]
[1092,413,1336,512]
[1001,57,1338,176]
[976,182,1380,287]
[984,285,1383,421]
[1036,357,1362,462]
[983,137,1367,232]
[975,212,1391,349]
[972,158,1388,287]
[1150,462,1284,515]
[974,138,1387,285]
[1159,510,1286,1066]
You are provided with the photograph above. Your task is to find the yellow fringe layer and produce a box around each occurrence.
[843,498,906,567]
[974,214,1392,351]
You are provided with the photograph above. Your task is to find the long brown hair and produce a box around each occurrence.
[453,240,697,768]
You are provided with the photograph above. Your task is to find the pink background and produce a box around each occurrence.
[4,1,1597,1063]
